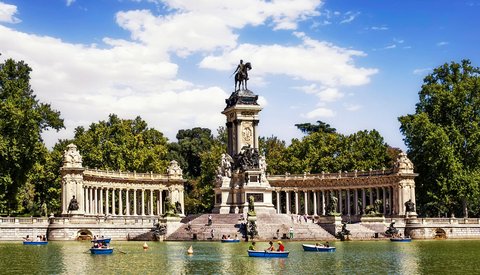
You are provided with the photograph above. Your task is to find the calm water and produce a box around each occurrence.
[1,240,479,274]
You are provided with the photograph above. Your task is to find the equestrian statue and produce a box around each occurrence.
[233,59,252,91]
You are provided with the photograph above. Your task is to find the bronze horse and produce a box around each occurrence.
[235,62,252,91]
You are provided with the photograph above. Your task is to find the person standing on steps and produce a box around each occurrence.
[289,226,294,239]
[208,214,212,226]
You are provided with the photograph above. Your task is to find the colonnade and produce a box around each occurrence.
[272,186,397,216]
[82,186,170,217]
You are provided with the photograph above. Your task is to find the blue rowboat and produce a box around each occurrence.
[390,237,412,242]
[247,250,289,258]
[302,244,335,252]
[90,247,114,255]
[23,241,48,245]
[221,239,240,243]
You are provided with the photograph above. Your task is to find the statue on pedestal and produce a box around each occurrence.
[68,195,79,212]
[405,199,415,212]
[233,60,252,91]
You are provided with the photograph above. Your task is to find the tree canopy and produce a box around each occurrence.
[399,59,480,217]
[0,58,64,214]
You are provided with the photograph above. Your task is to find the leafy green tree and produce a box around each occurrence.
[69,114,169,173]
[0,58,64,214]
[399,60,480,217]
[259,136,288,174]
[295,120,336,135]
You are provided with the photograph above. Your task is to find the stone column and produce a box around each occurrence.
[150,189,154,216]
[88,187,93,215]
[382,187,386,215]
[313,191,317,216]
[295,191,299,215]
[304,191,308,215]
[159,190,163,215]
[84,187,87,213]
[339,189,343,215]
[112,188,116,215]
[99,188,103,215]
[126,189,130,216]
[347,189,351,215]
[119,188,123,216]
[354,189,359,215]
[133,189,137,216]
[362,189,366,214]
[321,190,326,215]
[105,188,109,215]
[369,188,374,206]
[94,187,98,215]
[141,189,145,216]
[276,191,281,214]
[286,191,291,214]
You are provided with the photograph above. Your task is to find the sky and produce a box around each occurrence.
[1,0,480,151]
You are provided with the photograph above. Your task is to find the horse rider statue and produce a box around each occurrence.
[233,59,252,91]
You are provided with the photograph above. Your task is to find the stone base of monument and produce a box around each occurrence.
[360,216,385,223]
[317,216,342,236]
[159,216,182,239]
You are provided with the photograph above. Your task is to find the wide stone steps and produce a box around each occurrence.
[342,223,378,239]
[166,214,244,241]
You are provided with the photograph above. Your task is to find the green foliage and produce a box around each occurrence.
[0,58,64,214]
[294,120,336,135]
[70,114,169,173]
[399,59,480,217]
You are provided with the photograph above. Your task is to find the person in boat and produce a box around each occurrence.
[315,242,324,247]
[24,235,32,241]
[266,241,275,251]
[277,241,285,252]
[324,241,330,248]
[248,241,256,251]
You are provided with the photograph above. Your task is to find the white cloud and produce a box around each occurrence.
[344,103,361,111]
[384,44,396,49]
[437,41,448,47]
[303,107,335,118]
[370,26,388,31]
[340,11,360,24]
[66,0,75,6]
[413,68,431,75]
[0,2,21,23]
[200,33,377,87]
[317,87,343,102]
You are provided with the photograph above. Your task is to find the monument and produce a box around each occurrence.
[213,60,275,214]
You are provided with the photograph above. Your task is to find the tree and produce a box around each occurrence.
[295,120,336,135]
[68,114,169,173]
[0,58,64,214]
[399,59,480,217]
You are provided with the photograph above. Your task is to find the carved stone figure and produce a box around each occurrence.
[63,144,82,168]
[385,221,399,236]
[405,199,415,212]
[219,153,233,178]
[167,160,183,177]
[233,145,260,171]
[68,195,79,211]
[259,155,267,182]
[247,195,256,216]
[394,152,414,173]
[175,201,183,215]
[164,195,177,217]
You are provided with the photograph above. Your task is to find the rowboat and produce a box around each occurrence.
[302,244,335,252]
[221,239,240,243]
[390,237,412,242]
[90,239,113,254]
[90,247,114,255]
[247,250,289,258]
[23,241,48,245]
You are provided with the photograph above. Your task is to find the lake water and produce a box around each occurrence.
[1,240,478,274]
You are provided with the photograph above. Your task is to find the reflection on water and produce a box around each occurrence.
[1,240,480,274]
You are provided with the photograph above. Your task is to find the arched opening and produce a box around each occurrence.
[434,228,447,239]
[76,229,93,241]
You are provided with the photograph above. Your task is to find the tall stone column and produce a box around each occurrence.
[105,188,109,215]
[99,188,103,215]
[354,189,359,215]
[295,191,299,215]
[286,191,291,214]
[159,190,163,215]
[119,188,123,216]
[112,188,116,215]
[141,189,145,216]
[362,189,366,214]
[346,189,351,215]
[276,191,281,214]
[94,187,98,215]
[150,189,154,216]
[321,190,326,215]
[313,191,317,216]
[338,189,343,215]
[60,143,85,216]
[382,187,386,214]
[89,187,93,215]
[304,191,308,215]
[133,189,137,216]
[369,188,374,206]
[126,189,130,216]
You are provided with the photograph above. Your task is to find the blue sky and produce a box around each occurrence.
[1,0,479,150]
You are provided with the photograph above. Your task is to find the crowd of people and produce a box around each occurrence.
[248,240,285,252]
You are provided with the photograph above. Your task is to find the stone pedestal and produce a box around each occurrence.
[318,216,342,236]
[159,216,182,238]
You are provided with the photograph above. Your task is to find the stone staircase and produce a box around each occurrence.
[166,214,244,241]
[341,223,379,240]
[256,213,335,241]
